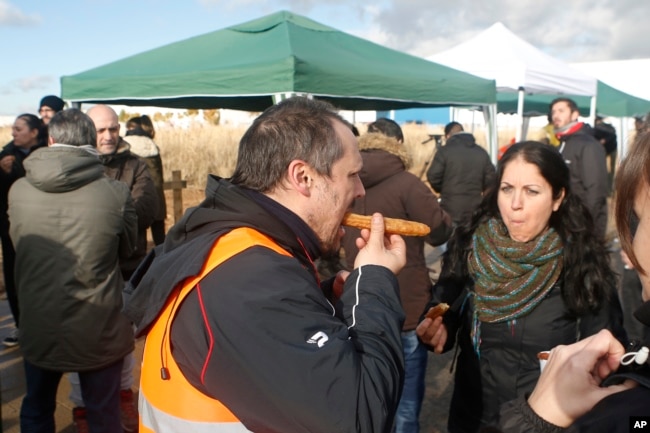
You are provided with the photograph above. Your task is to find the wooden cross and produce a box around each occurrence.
[163,170,188,223]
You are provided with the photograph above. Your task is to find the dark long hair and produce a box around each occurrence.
[442,141,613,315]
[126,115,156,139]
[15,113,47,145]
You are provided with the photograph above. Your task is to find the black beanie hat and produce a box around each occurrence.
[39,95,65,112]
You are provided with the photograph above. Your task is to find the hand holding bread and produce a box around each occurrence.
[351,213,406,275]
[424,303,449,320]
[417,303,449,353]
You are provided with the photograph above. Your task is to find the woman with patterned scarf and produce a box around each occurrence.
[416,141,626,433]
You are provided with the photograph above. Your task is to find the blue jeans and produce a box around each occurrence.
[393,330,428,433]
[21,359,123,433]
[68,351,135,407]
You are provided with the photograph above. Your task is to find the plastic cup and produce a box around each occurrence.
[537,351,550,372]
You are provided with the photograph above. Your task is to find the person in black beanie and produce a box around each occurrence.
[38,95,65,125]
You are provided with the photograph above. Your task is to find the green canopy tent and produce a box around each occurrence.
[61,10,496,113]
[496,81,650,118]
[497,81,650,155]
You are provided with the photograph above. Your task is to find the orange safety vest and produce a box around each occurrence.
[139,227,292,433]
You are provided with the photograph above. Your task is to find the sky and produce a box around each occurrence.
[1,0,649,117]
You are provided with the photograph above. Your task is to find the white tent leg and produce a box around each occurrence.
[520,116,531,141]
[483,103,498,165]
[272,93,311,104]
[516,87,525,142]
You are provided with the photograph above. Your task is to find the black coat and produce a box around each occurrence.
[558,125,609,238]
[593,122,617,155]
[430,271,625,432]
[498,301,650,433]
[0,140,45,234]
[426,133,495,224]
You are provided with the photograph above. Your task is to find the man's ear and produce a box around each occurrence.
[287,160,312,196]
[48,136,55,147]
[571,110,580,122]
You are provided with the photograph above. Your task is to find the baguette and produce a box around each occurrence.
[425,303,449,320]
[342,213,431,237]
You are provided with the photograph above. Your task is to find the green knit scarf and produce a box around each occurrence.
[468,218,564,324]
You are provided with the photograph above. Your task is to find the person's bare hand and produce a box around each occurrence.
[353,213,406,275]
[528,329,637,427]
[0,155,15,174]
[416,316,448,353]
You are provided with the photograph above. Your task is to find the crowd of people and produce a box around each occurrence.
[0,95,648,433]
[1,97,164,432]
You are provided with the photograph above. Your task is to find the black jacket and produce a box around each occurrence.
[558,125,609,238]
[427,263,625,432]
[0,140,46,234]
[426,132,495,224]
[593,122,617,155]
[124,175,406,433]
[498,301,650,433]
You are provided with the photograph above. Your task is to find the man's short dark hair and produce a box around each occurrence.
[230,97,347,192]
[367,118,404,142]
[550,97,579,113]
[48,109,97,147]
[444,121,463,137]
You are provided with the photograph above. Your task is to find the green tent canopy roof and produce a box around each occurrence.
[497,81,650,118]
[61,10,496,111]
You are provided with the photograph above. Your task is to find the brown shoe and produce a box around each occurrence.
[120,389,139,432]
[72,407,90,433]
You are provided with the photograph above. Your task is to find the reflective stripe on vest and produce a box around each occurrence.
[139,227,292,433]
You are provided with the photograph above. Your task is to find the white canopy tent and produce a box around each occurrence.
[572,59,650,101]
[429,22,598,150]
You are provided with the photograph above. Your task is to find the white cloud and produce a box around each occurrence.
[197,0,650,61]
[18,75,55,91]
[0,1,41,26]
[1,75,54,95]
[357,0,650,62]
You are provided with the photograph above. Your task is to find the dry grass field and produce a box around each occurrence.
[152,122,449,189]
[0,120,521,194]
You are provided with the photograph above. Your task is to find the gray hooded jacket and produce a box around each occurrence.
[8,145,137,371]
